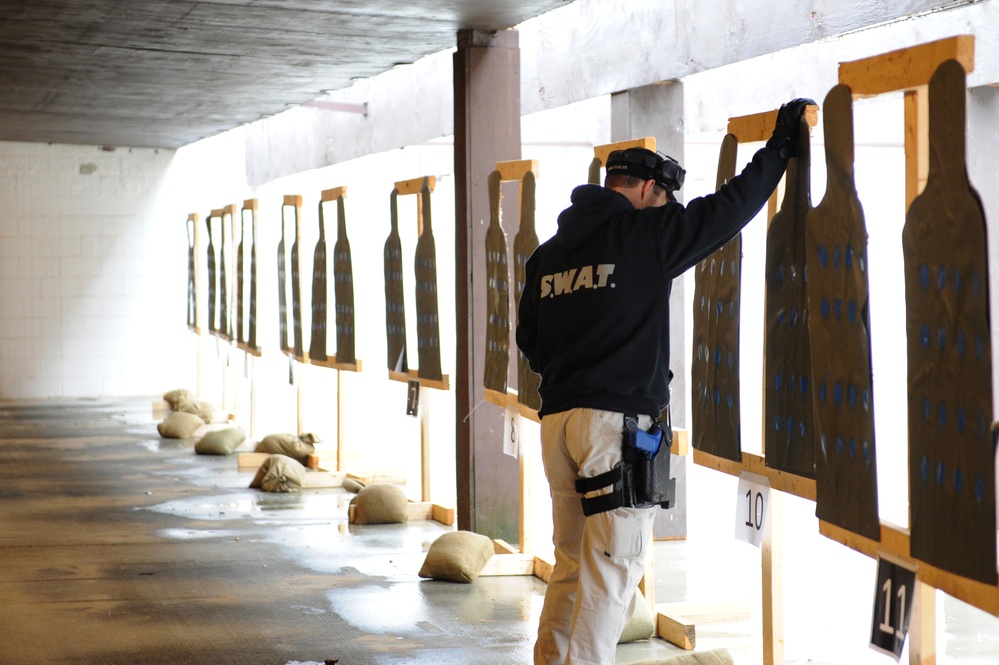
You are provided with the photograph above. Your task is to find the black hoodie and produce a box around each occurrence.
[516,145,787,417]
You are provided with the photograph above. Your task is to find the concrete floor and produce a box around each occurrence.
[0,397,996,664]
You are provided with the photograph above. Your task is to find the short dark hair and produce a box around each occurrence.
[604,173,646,189]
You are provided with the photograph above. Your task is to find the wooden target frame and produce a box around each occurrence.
[185,213,200,334]
[386,175,449,390]
[309,187,362,372]
[235,199,261,357]
[279,194,306,363]
[482,159,539,419]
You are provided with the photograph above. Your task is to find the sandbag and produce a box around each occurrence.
[418,530,494,583]
[618,588,655,643]
[157,411,205,439]
[194,427,246,455]
[350,483,408,524]
[250,454,305,492]
[341,477,365,494]
[163,388,193,410]
[175,399,214,424]
[254,433,316,465]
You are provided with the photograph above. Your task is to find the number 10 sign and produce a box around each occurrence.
[735,472,770,548]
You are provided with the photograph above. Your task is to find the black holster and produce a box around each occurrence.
[575,413,677,516]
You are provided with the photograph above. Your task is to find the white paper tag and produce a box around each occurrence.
[503,407,520,459]
[735,471,770,548]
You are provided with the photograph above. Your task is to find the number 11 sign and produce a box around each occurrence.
[870,555,917,661]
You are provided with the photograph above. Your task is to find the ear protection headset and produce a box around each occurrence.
[605,147,686,196]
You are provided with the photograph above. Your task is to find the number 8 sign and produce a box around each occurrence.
[735,472,770,548]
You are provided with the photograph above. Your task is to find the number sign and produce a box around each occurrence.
[869,555,917,661]
[735,472,770,547]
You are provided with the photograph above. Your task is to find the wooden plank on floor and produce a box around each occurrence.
[237,452,271,469]
[301,471,346,488]
[655,600,753,651]
[478,553,536,577]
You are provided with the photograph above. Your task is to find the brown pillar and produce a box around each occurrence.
[454,29,522,536]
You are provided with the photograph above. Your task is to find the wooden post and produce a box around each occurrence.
[336,370,344,472]
[903,82,935,665]
[762,491,784,665]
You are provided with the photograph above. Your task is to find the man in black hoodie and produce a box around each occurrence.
[516,98,814,665]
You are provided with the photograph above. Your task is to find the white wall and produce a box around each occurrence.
[0,141,185,398]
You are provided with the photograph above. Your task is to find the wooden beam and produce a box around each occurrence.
[593,137,655,167]
[818,520,999,617]
[345,470,406,485]
[479,552,537,577]
[693,449,816,501]
[308,355,362,372]
[237,452,271,469]
[394,175,436,195]
[321,186,347,202]
[838,35,974,96]
[235,342,263,357]
[904,89,930,210]
[655,600,753,651]
[656,613,696,650]
[495,159,539,182]
[283,194,302,207]
[387,369,450,390]
[727,105,819,144]
[302,471,346,488]
[222,203,237,216]
[431,504,455,526]
[242,198,258,211]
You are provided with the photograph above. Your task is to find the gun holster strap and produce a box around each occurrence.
[575,466,625,517]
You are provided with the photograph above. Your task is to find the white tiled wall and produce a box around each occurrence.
[0,141,187,398]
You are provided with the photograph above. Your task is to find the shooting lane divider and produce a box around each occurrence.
[235,199,262,358]
[200,206,239,424]
[480,158,541,566]
[687,106,817,663]
[306,186,363,477]
[234,199,262,439]
[185,212,202,403]
[689,35,997,665]
[821,34,996,665]
[381,175,450,514]
[277,194,308,433]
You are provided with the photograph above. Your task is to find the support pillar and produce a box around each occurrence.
[454,29,522,537]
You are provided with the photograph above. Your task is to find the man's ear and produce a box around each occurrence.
[641,179,656,201]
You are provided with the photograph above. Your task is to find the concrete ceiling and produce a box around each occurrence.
[0,0,572,149]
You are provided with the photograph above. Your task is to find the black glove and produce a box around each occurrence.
[766,98,816,160]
